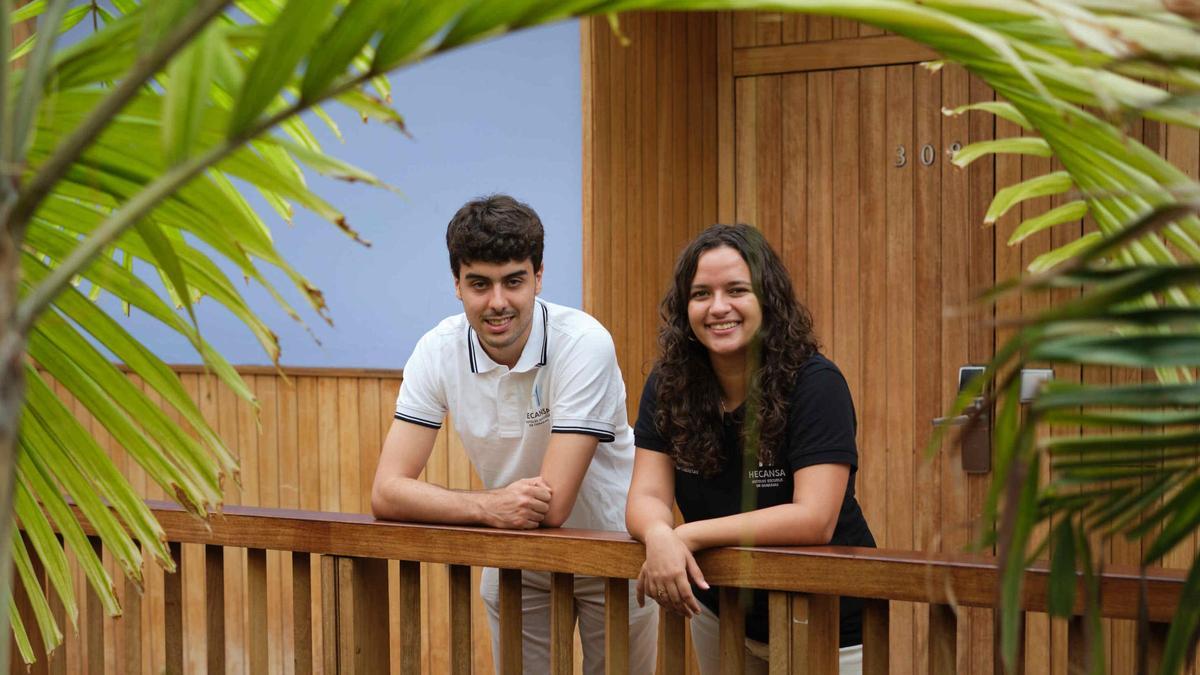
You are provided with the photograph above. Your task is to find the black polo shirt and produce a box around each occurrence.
[634,354,875,646]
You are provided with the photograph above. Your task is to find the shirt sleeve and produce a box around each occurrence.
[549,328,623,442]
[786,363,858,471]
[633,371,668,452]
[394,332,447,430]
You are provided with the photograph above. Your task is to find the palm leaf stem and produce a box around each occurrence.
[12,61,384,337]
[2,0,233,240]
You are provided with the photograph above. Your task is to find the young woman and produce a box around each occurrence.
[626,224,875,675]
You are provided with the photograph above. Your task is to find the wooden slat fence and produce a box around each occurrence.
[26,500,1190,674]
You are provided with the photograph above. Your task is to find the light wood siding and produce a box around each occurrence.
[582,12,722,415]
[584,10,1200,675]
[44,367,518,674]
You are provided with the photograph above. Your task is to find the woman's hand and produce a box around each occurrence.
[636,522,710,617]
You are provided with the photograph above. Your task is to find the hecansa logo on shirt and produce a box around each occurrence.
[748,467,787,489]
[526,407,550,426]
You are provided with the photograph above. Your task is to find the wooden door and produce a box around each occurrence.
[725,19,1005,675]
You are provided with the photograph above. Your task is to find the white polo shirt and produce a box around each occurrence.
[394,300,635,532]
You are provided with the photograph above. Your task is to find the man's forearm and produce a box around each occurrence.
[371,476,493,527]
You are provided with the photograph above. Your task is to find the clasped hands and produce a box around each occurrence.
[483,476,553,529]
[636,522,710,618]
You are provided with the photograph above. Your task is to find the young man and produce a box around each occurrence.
[371,195,657,673]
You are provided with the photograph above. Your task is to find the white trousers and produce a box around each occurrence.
[689,604,863,675]
[480,568,659,675]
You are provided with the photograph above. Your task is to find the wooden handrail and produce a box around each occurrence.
[73,500,1184,622]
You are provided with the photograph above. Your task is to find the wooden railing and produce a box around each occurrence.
[28,501,1187,674]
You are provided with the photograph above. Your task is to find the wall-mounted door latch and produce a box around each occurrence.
[932,365,991,474]
[931,366,1055,474]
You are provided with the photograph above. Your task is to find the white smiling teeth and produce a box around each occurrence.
[709,321,738,330]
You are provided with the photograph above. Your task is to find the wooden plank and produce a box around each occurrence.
[247,548,268,675]
[660,610,686,675]
[929,603,957,675]
[499,568,523,675]
[735,76,758,226]
[85,537,104,675]
[733,35,938,77]
[550,572,574,675]
[885,62,917,675]
[857,65,888,544]
[449,564,472,675]
[163,541,183,675]
[966,71,997,675]
[806,69,833,341]
[717,12,736,222]
[120,557,140,675]
[792,593,839,675]
[397,560,421,675]
[320,556,337,675]
[43,523,70,674]
[85,501,1191,622]
[204,545,225,674]
[605,577,629,675]
[756,73,783,247]
[318,377,341,513]
[806,13,832,41]
[718,586,745,675]
[157,363,404,379]
[831,68,861,404]
[863,598,890,675]
[358,378,381,513]
[292,553,312,675]
[768,592,791,674]
[334,557,390,674]
[780,72,807,301]
[781,13,807,44]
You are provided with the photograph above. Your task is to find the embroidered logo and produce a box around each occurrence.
[748,467,787,489]
[526,384,550,426]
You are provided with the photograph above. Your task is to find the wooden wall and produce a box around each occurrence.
[583,10,1200,675]
[40,366,512,675]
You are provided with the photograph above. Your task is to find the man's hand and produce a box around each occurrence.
[481,477,553,529]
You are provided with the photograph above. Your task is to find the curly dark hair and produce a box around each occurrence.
[654,224,819,476]
[446,194,544,277]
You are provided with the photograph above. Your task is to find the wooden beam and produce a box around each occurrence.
[63,501,1187,622]
[733,35,938,77]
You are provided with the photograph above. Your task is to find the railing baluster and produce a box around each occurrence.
[498,568,523,674]
[605,577,629,675]
[550,572,574,675]
[1066,615,1086,673]
[120,552,140,675]
[398,560,421,674]
[247,548,269,674]
[928,603,957,675]
[862,598,889,675]
[660,608,686,675]
[769,591,792,674]
[718,586,746,675]
[204,545,225,674]
[320,555,338,674]
[330,556,390,674]
[292,552,312,675]
[15,533,48,675]
[86,536,104,675]
[1144,620,1168,674]
[164,541,183,675]
[993,609,1025,675]
[791,593,839,674]
[449,564,473,675]
[51,534,71,675]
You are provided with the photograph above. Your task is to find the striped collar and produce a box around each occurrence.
[466,300,549,374]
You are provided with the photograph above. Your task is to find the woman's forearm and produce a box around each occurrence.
[626,494,677,542]
[675,503,836,551]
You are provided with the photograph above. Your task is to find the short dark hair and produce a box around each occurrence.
[446,195,545,277]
